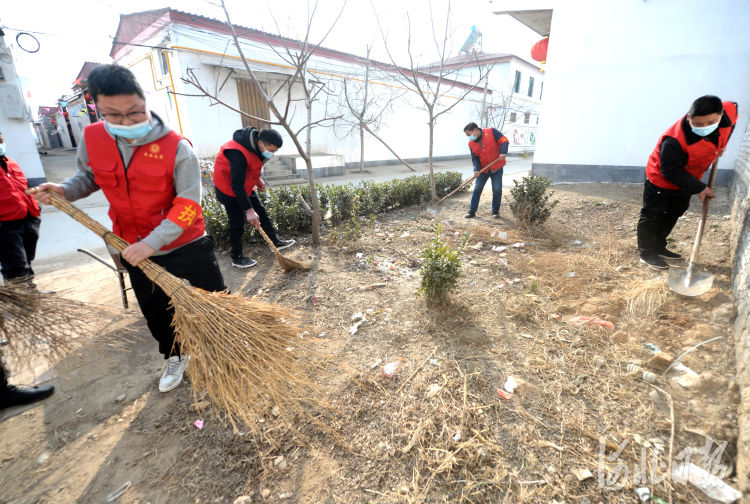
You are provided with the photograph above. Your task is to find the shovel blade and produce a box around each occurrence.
[668,266,714,296]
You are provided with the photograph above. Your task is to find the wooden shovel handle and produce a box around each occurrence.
[685,159,719,282]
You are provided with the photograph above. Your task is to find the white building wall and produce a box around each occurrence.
[0,34,44,183]
[493,0,750,181]
[113,22,494,165]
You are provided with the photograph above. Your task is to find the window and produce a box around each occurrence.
[510,112,517,123]
[527,76,535,97]
[524,113,530,124]
[158,50,170,76]
[536,116,539,125]
[513,71,521,93]
[540,82,544,100]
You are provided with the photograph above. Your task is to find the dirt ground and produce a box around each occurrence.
[0,182,740,504]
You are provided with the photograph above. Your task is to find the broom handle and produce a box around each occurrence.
[27,188,188,296]
[685,159,719,284]
[432,157,503,207]
[256,226,281,255]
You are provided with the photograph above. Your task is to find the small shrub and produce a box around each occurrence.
[509,175,559,225]
[419,224,469,303]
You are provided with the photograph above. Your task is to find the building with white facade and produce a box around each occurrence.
[107,8,490,174]
[421,52,544,154]
[491,0,750,184]
[0,28,44,185]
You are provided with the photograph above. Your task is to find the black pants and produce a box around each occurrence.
[637,180,692,257]
[123,236,226,359]
[0,352,7,390]
[214,187,279,258]
[0,213,40,284]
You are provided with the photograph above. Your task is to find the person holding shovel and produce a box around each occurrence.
[212,126,295,268]
[34,64,226,393]
[463,122,509,219]
[637,95,738,269]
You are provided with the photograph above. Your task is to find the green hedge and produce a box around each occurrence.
[201,171,465,250]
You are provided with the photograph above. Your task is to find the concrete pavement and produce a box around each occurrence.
[31,149,531,273]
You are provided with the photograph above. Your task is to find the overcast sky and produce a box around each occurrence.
[1,0,540,116]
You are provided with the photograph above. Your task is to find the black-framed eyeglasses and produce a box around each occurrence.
[99,111,148,123]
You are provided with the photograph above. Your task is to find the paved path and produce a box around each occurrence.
[32,150,532,273]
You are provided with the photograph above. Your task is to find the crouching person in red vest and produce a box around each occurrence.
[637,95,738,269]
[35,64,226,393]
[0,131,42,286]
[0,132,55,410]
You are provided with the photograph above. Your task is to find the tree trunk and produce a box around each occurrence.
[303,64,321,245]
[428,115,436,199]
[359,123,365,173]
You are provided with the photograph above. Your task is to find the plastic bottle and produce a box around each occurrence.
[672,462,741,503]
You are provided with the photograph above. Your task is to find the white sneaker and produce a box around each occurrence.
[159,355,190,392]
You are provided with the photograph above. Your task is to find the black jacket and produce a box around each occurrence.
[224,127,265,212]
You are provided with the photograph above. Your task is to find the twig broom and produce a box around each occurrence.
[29,189,317,433]
[256,226,311,272]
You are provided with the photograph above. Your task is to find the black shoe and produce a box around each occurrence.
[657,248,682,260]
[492,213,500,219]
[231,256,257,268]
[0,384,55,410]
[639,255,669,270]
[464,211,476,219]
[273,239,296,251]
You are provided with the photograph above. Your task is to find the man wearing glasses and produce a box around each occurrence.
[35,64,226,393]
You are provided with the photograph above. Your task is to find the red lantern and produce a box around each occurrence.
[531,36,549,63]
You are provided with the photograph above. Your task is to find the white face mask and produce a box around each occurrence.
[0,143,6,156]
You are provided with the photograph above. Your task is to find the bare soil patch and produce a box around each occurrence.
[0,182,738,503]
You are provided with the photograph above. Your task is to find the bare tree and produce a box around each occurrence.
[374,0,491,199]
[185,0,345,246]
[336,45,415,173]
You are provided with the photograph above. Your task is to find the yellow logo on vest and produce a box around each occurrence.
[178,204,198,226]
[144,143,164,160]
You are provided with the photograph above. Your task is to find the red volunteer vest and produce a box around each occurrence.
[468,128,509,172]
[0,156,41,221]
[646,101,738,190]
[212,140,263,197]
[84,122,205,251]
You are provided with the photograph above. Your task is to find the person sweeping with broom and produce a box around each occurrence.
[637,95,738,270]
[463,122,509,219]
[213,126,295,269]
[34,64,226,393]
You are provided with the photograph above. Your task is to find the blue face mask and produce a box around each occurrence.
[105,119,153,139]
[0,143,6,157]
[690,121,720,137]
[262,149,274,159]
[467,135,477,141]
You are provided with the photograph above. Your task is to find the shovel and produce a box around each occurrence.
[667,159,718,296]
[427,156,504,214]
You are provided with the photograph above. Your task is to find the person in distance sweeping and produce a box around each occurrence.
[463,122,509,219]
[213,126,295,269]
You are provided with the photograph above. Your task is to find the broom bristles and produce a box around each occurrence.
[31,188,319,429]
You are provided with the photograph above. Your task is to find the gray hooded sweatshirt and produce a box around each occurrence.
[61,112,203,255]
